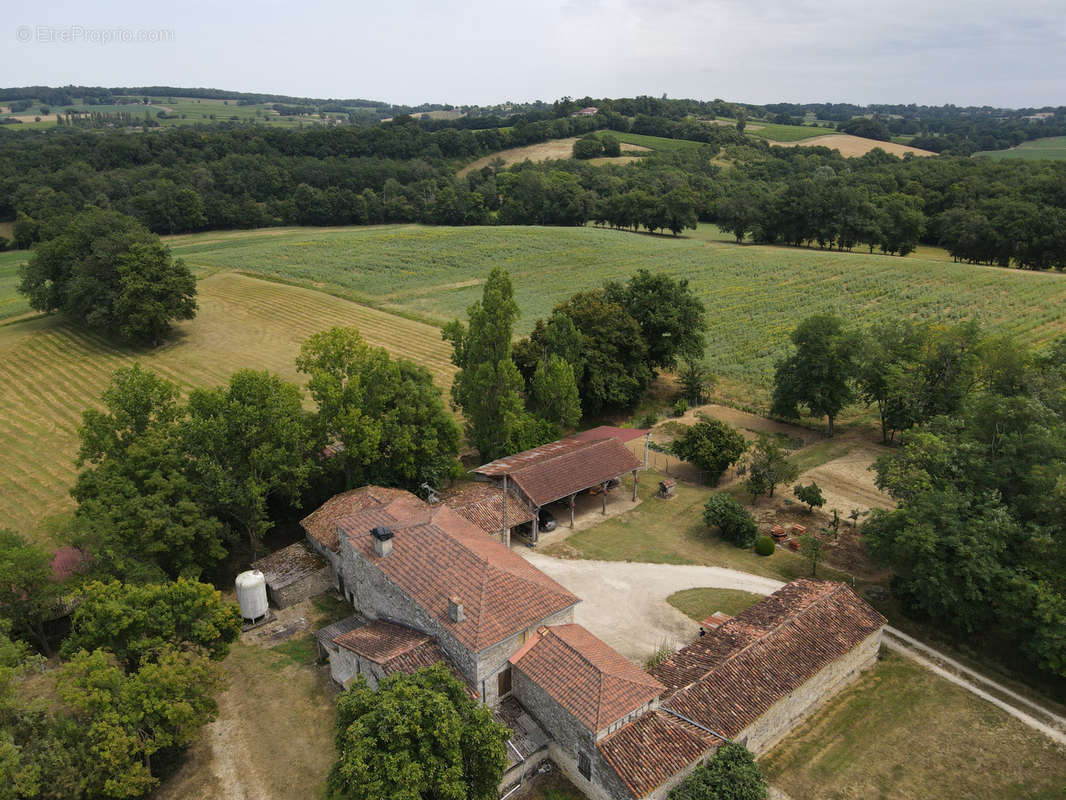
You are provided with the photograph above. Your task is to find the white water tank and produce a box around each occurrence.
[235,570,268,621]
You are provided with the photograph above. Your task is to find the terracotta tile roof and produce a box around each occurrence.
[340,501,578,652]
[315,615,365,649]
[473,438,592,477]
[300,486,423,552]
[333,620,477,698]
[564,426,649,444]
[651,579,886,740]
[439,482,534,534]
[510,624,663,732]
[251,541,328,589]
[598,711,722,798]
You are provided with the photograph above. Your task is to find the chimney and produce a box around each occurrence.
[448,595,465,623]
[371,526,394,558]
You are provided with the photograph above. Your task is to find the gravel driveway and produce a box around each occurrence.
[522,552,784,663]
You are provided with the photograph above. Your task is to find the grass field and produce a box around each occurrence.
[769,134,936,158]
[604,131,708,151]
[458,137,649,176]
[744,122,837,141]
[162,225,1066,397]
[667,587,765,620]
[977,136,1066,161]
[0,271,454,542]
[0,249,29,320]
[761,651,1066,799]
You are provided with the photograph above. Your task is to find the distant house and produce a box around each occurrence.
[299,482,886,799]
[573,107,599,117]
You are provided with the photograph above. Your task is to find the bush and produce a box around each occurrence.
[639,410,660,428]
[673,399,688,417]
[703,493,758,548]
[667,740,767,800]
[755,535,775,556]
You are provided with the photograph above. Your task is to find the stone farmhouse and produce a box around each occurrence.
[299,475,886,800]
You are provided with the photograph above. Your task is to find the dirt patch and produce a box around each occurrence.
[458,138,649,177]
[767,134,936,158]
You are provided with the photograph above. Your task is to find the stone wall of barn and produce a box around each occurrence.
[737,628,883,756]
[475,606,575,707]
[326,645,391,689]
[303,533,343,590]
[512,666,636,800]
[268,565,334,608]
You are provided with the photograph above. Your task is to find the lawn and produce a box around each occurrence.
[668,587,765,620]
[761,651,1066,800]
[0,271,454,543]
[160,224,1066,402]
[977,136,1066,161]
[541,472,846,584]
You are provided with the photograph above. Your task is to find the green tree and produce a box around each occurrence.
[183,369,317,556]
[531,354,582,429]
[799,534,826,578]
[63,579,240,670]
[855,320,927,443]
[600,133,621,157]
[670,418,748,486]
[573,136,603,159]
[745,434,799,502]
[0,531,62,656]
[703,493,758,548]
[793,481,825,513]
[18,209,196,344]
[677,358,715,405]
[327,664,509,800]
[604,269,707,370]
[443,269,537,461]
[297,327,461,490]
[667,740,767,800]
[771,313,859,437]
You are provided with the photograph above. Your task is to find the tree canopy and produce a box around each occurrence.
[604,269,707,370]
[667,741,767,800]
[670,418,748,486]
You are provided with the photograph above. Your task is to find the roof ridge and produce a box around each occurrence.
[508,438,607,477]
[663,582,843,701]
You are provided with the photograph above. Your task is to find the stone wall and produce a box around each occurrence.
[476,605,575,707]
[738,628,883,756]
[327,645,391,689]
[303,534,343,591]
[268,565,333,608]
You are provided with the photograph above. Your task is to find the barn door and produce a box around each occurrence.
[497,666,512,698]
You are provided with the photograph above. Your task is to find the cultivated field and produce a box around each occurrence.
[761,651,1066,799]
[0,249,29,320]
[768,134,936,158]
[164,225,1066,393]
[457,137,649,176]
[0,271,454,542]
[977,135,1066,161]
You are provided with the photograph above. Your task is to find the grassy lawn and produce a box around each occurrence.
[977,136,1066,161]
[761,651,1066,800]
[668,587,765,620]
[542,472,846,584]
[0,271,454,543]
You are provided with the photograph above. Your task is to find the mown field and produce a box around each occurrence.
[977,135,1066,161]
[165,224,1066,393]
[0,271,454,542]
[0,249,29,319]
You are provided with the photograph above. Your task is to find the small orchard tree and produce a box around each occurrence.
[793,481,825,513]
[670,418,748,486]
[667,740,767,800]
[746,434,799,502]
[328,664,509,800]
[800,534,826,578]
[703,493,758,548]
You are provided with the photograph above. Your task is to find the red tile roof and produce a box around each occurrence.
[439,482,534,533]
[598,711,721,798]
[510,624,663,732]
[300,486,423,552]
[473,438,592,477]
[565,426,649,444]
[651,580,886,740]
[340,501,579,652]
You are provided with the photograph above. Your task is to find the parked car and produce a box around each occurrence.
[518,508,557,535]
[588,478,621,495]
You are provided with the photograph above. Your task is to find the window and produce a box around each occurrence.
[578,752,591,780]
[497,666,512,698]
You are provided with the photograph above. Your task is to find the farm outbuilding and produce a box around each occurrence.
[250,541,333,609]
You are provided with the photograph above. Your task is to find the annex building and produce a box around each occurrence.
[297,471,886,799]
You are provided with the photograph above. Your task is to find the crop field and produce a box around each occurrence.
[769,134,936,158]
[744,122,837,141]
[0,271,454,542]
[0,250,29,320]
[977,136,1066,161]
[606,131,708,151]
[166,224,1066,392]
[457,137,649,176]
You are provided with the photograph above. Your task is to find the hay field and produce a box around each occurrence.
[458,137,649,176]
[0,271,454,542]
[768,133,936,158]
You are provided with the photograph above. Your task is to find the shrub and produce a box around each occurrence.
[667,741,767,800]
[673,399,688,417]
[755,535,775,556]
[703,493,758,548]
[639,410,660,428]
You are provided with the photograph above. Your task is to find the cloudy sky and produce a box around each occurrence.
[5,0,1064,108]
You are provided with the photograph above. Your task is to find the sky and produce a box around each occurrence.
[4,0,1065,108]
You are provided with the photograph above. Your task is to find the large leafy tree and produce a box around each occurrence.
[670,418,748,486]
[771,313,860,437]
[183,369,318,556]
[703,494,758,548]
[855,320,927,443]
[18,209,196,344]
[0,530,63,656]
[604,269,707,370]
[531,354,582,429]
[668,741,767,800]
[328,664,509,800]
[444,269,543,461]
[62,579,240,670]
[297,326,461,490]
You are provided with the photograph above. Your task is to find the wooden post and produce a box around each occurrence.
[602,482,607,514]
[632,469,638,501]
[502,475,509,549]
[569,494,576,528]
[532,507,540,544]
